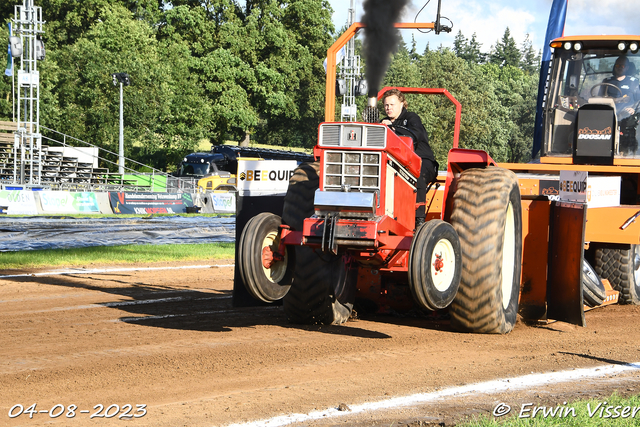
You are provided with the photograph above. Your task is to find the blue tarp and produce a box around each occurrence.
[0,216,235,252]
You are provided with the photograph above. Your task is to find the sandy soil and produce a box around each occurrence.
[1,260,640,427]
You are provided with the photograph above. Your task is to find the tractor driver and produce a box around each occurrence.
[600,56,640,119]
[599,56,640,154]
[381,89,438,228]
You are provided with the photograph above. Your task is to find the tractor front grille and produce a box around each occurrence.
[319,124,387,148]
[323,151,381,191]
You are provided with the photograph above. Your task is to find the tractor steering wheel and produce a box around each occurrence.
[389,124,419,144]
[590,82,623,99]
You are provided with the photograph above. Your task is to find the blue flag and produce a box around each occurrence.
[532,0,568,158]
[5,22,12,77]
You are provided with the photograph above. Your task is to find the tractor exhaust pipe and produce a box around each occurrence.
[362,96,379,123]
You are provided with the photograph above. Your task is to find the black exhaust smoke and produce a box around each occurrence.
[361,0,409,98]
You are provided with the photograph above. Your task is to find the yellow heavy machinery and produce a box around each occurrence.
[176,145,313,192]
[500,36,640,320]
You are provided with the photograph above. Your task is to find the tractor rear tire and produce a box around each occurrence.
[449,167,523,334]
[582,259,606,307]
[238,212,294,303]
[408,220,462,311]
[594,245,640,304]
[281,162,354,325]
[281,162,321,229]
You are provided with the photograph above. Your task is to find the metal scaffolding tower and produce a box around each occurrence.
[12,0,44,185]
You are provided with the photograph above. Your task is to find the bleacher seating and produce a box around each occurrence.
[0,120,153,190]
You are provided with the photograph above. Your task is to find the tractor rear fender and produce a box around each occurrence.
[442,148,497,220]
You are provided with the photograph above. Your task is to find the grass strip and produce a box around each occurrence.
[0,243,235,269]
[460,392,640,426]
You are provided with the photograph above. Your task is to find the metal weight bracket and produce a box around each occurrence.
[321,213,340,255]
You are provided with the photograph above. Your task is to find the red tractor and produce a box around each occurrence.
[238,87,523,334]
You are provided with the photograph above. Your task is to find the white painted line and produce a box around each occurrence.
[0,264,234,279]
[224,362,640,427]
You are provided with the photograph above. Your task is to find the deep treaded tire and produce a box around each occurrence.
[595,245,640,304]
[582,259,606,307]
[281,162,321,230]
[281,162,354,324]
[449,167,523,334]
[238,212,294,303]
[408,220,462,311]
[284,247,354,324]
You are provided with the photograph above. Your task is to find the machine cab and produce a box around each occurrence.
[542,36,640,164]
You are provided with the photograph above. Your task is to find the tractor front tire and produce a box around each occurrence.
[595,245,640,304]
[408,220,462,311]
[449,167,523,334]
[281,162,354,325]
[238,212,294,303]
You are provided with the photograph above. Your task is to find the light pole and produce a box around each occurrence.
[111,72,131,174]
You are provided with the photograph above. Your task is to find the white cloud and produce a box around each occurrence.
[566,0,640,36]
[327,0,639,54]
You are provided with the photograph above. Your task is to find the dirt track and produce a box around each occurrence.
[1,260,640,427]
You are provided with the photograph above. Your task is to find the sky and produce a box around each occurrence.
[326,0,640,54]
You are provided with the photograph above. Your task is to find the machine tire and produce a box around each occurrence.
[284,248,354,325]
[281,162,354,324]
[408,220,462,311]
[582,259,606,307]
[594,245,640,304]
[238,212,294,303]
[449,167,523,334]
[281,162,320,229]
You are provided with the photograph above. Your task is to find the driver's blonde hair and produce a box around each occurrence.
[382,89,408,109]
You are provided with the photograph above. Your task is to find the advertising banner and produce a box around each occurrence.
[109,192,195,214]
[39,191,101,214]
[559,170,588,203]
[210,193,235,213]
[0,190,38,215]
[237,160,299,196]
[558,171,620,208]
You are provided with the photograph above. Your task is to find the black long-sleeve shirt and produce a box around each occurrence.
[384,108,435,161]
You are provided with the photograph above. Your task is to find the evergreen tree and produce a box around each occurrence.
[519,34,540,75]
[410,34,419,62]
[453,30,467,58]
[490,27,520,68]
[466,33,486,64]
[452,31,485,65]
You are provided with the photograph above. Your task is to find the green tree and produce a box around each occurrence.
[453,31,467,58]
[381,44,538,166]
[490,27,520,68]
[159,0,334,147]
[453,31,485,64]
[466,33,486,64]
[48,4,209,170]
[519,34,540,75]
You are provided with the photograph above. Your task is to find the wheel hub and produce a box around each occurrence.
[433,253,444,274]
[262,245,284,269]
[431,239,456,292]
